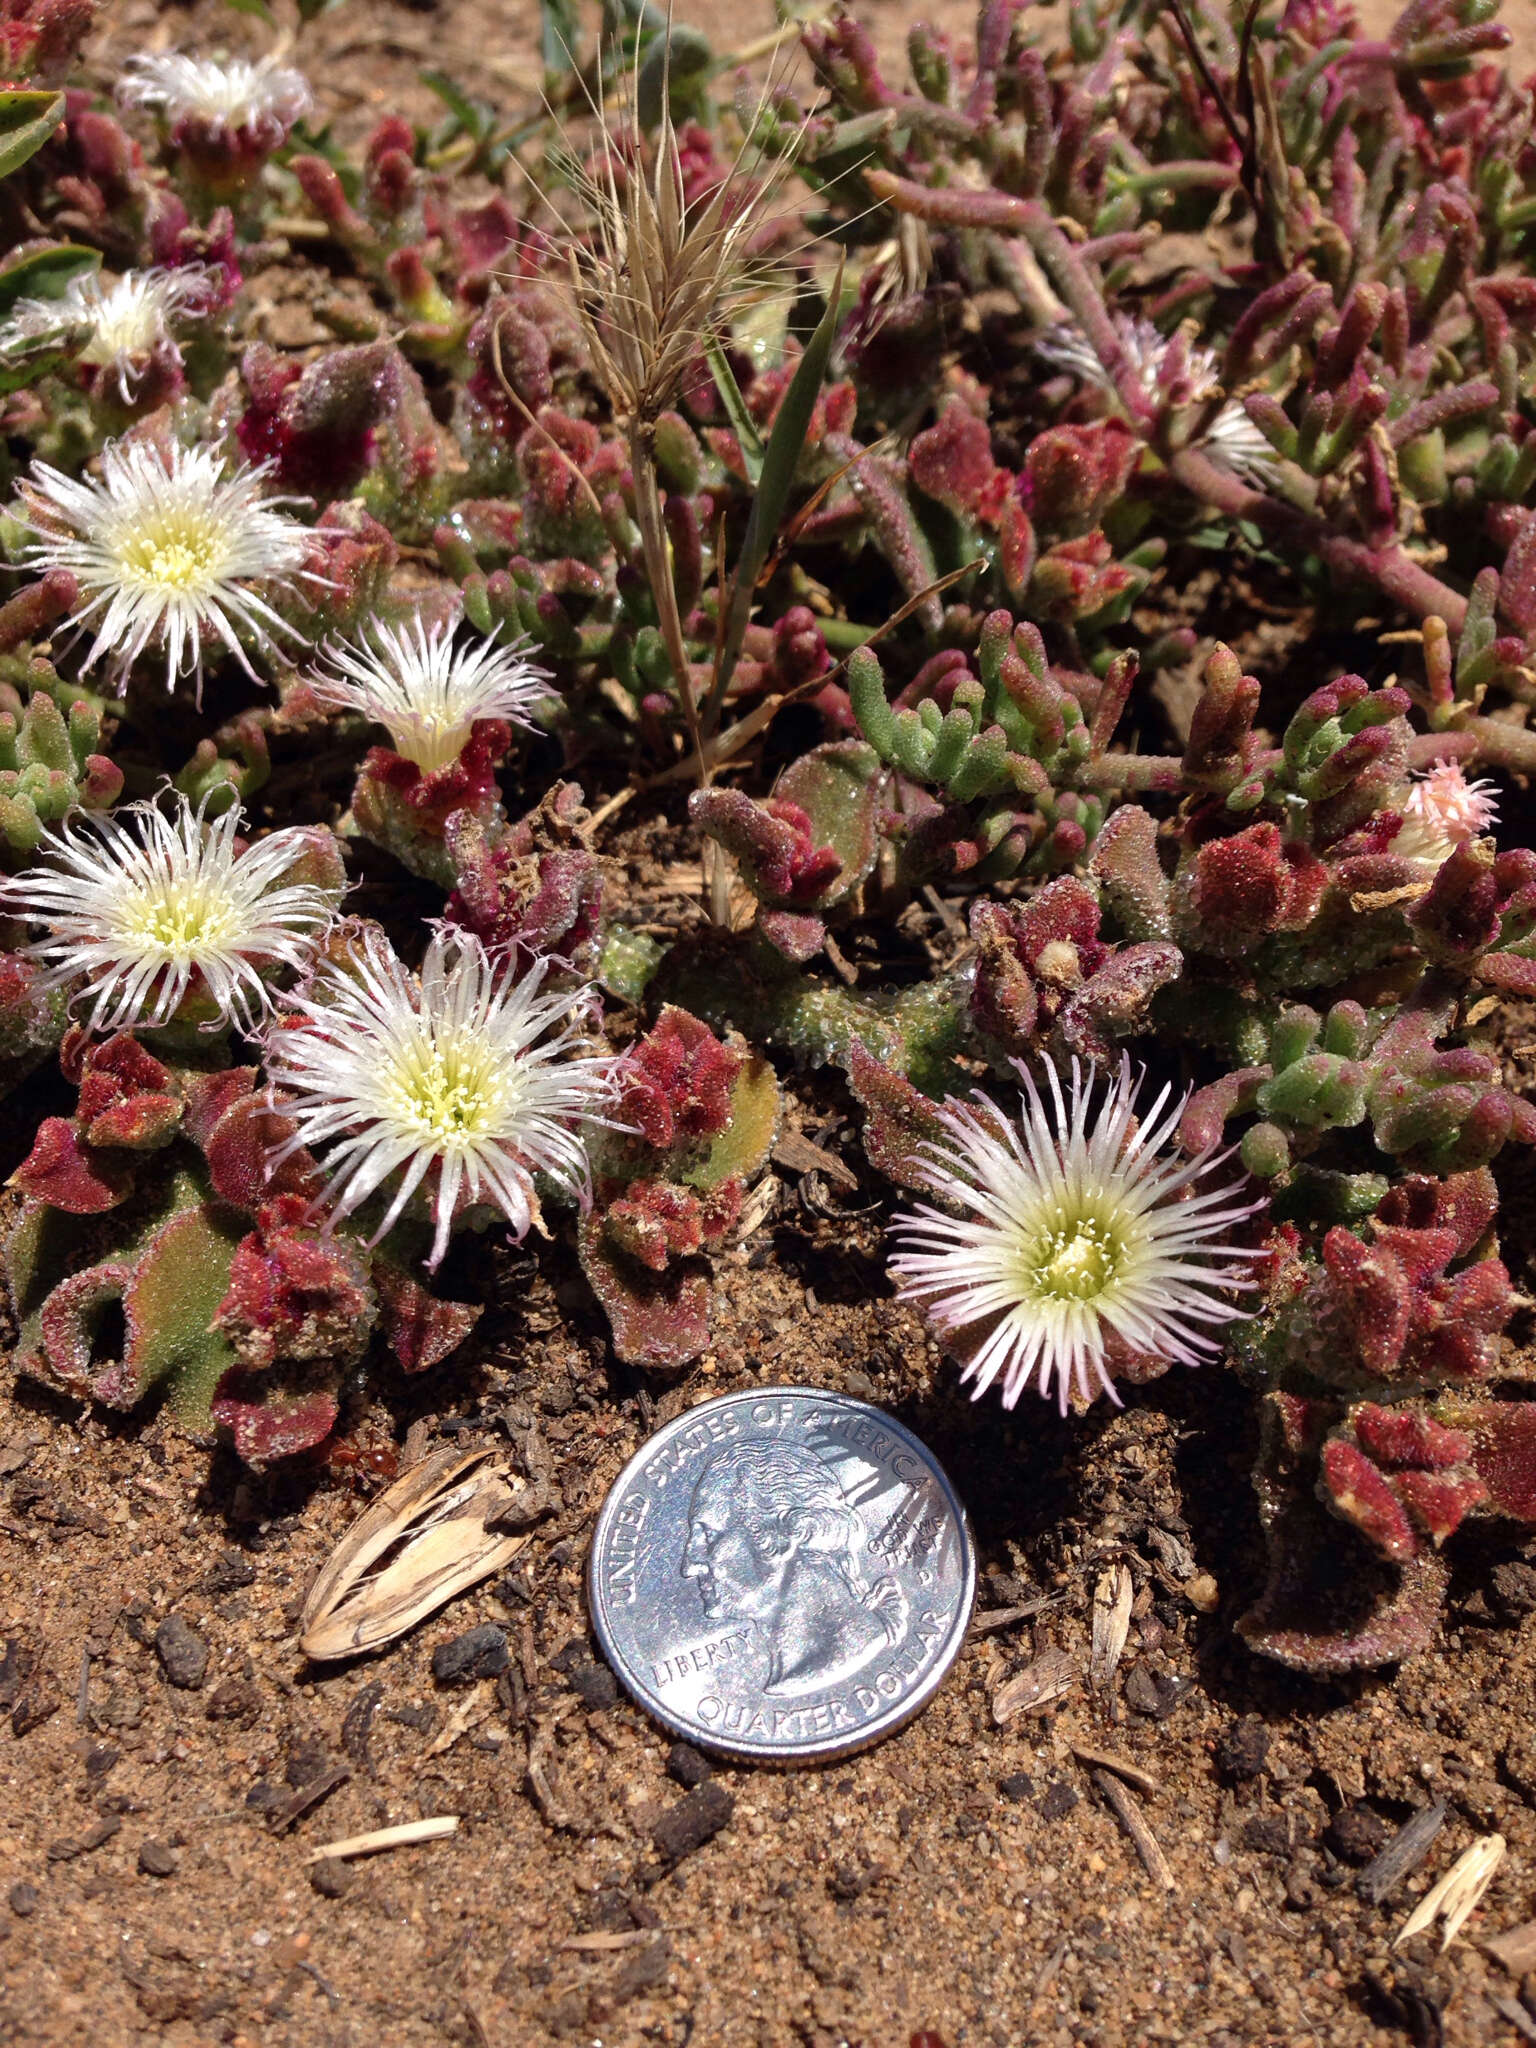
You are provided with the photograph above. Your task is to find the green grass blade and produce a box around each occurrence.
[705,254,845,730]
[704,335,765,485]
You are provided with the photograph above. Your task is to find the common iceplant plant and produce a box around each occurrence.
[0,0,1531,1677]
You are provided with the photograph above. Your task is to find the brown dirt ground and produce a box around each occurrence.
[6,4,1536,2047]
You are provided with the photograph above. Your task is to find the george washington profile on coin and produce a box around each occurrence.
[681,1438,910,1698]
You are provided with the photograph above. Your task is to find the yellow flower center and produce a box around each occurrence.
[389,1038,502,1142]
[1023,1210,1125,1303]
[119,513,224,591]
[117,882,238,957]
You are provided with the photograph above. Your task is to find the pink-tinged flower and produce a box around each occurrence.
[15,439,313,690]
[0,795,337,1036]
[1036,315,1282,484]
[310,617,553,775]
[889,1055,1264,1413]
[1392,757,1500,867]
[5,266,217,402]
[263,927,619,1269]
[119,52,311,143]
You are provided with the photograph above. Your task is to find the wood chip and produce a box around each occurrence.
[303,1816,460,1863]
[1358,1800,1448,1906]
[299,1447,528,1661]
[268,1765,350,1833]
[1490,1993,1536,2045]
[1090,1564,1133,1691]
[771,1129,859,1188]
[1396,1833,1505,1950]
[968,1597,1059,1635]
[1484,1919,1536,1977]
[1070,1742,1161,1797]
[992,1647,1078,1725]
[1092,1768,1175,1891]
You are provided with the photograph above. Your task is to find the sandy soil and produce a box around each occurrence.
[4,4,1536,2046]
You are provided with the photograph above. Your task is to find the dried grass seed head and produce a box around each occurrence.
[556,64,802,429]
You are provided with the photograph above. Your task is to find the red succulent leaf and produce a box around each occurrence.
[617,1008,742,1152]
[209,1376,341,1466]
[1321,1438,1419,1562]
[1393,1468,1488,1545]
[606,1182,707,1272]
[1321,1229,1412,1378]
[215,1199,377,1372]
[375,1262,481,1373]
[12,1117,131,1212]
[1351,1403,1471,1471]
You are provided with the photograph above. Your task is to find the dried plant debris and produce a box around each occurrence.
[1396,1834,1507,1951]
[299,1448,528,1661]
[1089,1562,1133,1691]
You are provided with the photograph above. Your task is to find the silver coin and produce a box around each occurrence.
[588,1386,976,1763]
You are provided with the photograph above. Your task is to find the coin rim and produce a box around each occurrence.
[587,1386,977,1764]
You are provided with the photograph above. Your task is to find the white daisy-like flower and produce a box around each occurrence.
[1036,314,1221,407]
[119,52,313,140]
[263,927,618,1269]
[1200,398,1285,483]
[16,439,313,689]
[1391,756,1500,867]
[889,1055,1264,1415]
[310,618,554,776]
[6,267,214,402]
[1036,316,1282,483]
[0,795,337,1036]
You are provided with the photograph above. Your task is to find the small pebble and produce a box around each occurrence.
[998,1773,1035,1802]
[651,1779,734,1866]
[1215,1716,1270,1782]
[1038,1780,1079,1822]
[1124,1666,1187,1720]
[666,1742,713,1789]
[8,1883,37,1917]
[430,1624,509,1687]
[137,1840,178,1879]
[566,1659,619,1711]
[1491,1561,1536,1619]
[1185,1572,1220,1613]
[309,1857,355,1899]
[153,1615,210,1691]
[1326,1803,1392,1865]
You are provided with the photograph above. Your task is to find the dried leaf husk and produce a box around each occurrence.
[299,1447,528,1661]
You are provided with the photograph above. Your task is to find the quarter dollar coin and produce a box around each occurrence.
[589,1387,976,1763]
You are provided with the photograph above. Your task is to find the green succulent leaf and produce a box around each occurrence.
[0,92,65,182]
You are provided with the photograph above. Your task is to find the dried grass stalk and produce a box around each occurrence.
[299,1446,528,1661]
[549,35,804,786]
[304,1816,460,1863]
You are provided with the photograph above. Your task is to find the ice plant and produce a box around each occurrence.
[262,926,618,1268]
[1391,758,1500,867]
[0,795,338,1035]
[1036,316,1279,482]
[16,439,313,688]
[889,1056,1263,1414]
[310,616,553,775]
[118,52,312,188]
[5,266,214,400]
